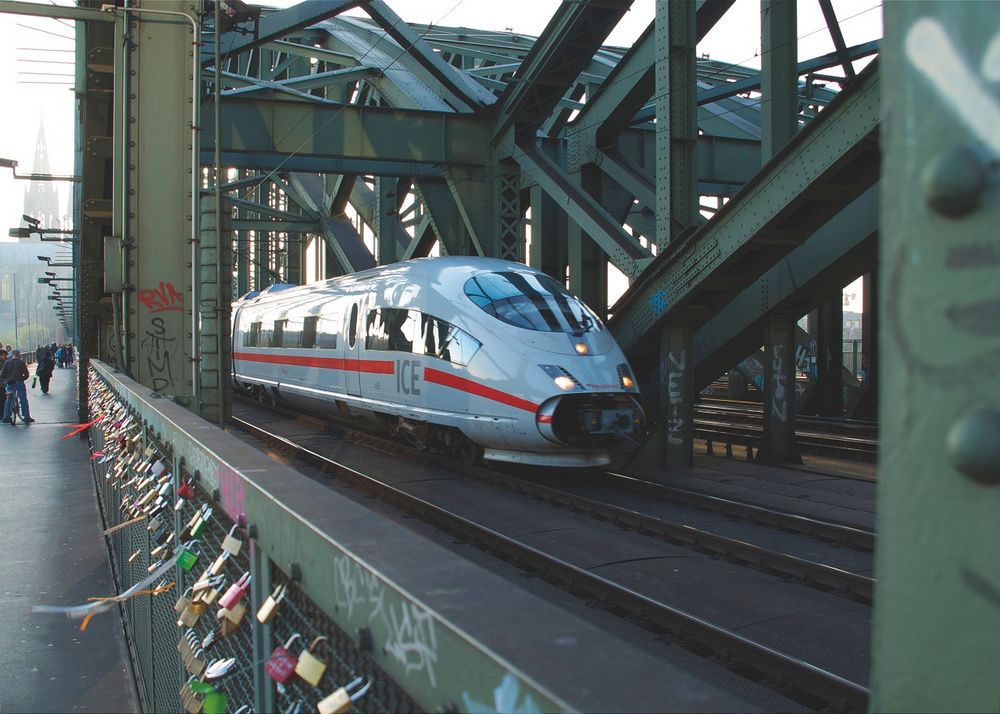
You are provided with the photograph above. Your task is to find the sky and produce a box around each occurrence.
[0,0,881,308]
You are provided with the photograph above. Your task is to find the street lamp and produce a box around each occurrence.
[0,157,81,183]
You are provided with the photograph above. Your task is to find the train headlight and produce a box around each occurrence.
[554,375,576,391]
[574,341,589,355]
[617,364,636,390]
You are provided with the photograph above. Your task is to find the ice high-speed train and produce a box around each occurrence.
[232,257,644,467]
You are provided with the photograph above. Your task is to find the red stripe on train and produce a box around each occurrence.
[423,367,537,413]
[232,351,394,374]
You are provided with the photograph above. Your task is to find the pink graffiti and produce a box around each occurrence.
[216,465,247,522]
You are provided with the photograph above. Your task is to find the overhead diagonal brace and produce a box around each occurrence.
[202,0,362,67]
[513,145,651,278]
[363,0,495,110]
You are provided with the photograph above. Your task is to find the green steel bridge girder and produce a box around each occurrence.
[609,62,881,355]
[200,100,490,176]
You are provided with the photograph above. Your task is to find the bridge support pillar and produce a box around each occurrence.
[568,165,607,314]
[851,269,878,419]
[761,0,798,160]
[659,324,694,468]
[198,192,232,424]
[757,312,802,464]
[816,292,844,416]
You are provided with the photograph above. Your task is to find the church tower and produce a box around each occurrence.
[21,119,62,238]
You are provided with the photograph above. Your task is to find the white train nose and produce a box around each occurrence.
[535,393,644,446]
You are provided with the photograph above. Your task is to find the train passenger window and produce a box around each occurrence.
[301,316,318,349]
[317,317,338,349]
[464,272,602,334]
[272,320,286,348]
[365,309,418,352]
[348,304,358,348]
[257,325,274,347]
[246,322,261,347]
[282,319,303,349]
[420,315,481,366]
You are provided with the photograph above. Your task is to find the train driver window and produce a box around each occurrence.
[348,304,359,348]
[463,272,601,334]
[301,316,318,349]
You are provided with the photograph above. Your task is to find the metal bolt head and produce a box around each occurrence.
[947,405,1000,484]
[922,144,988,218]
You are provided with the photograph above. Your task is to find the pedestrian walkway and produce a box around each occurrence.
[0,366,138,713]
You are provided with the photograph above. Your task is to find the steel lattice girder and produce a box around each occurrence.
[609,62,880,354]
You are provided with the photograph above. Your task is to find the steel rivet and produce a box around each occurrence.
[947,405,1000,484]
[921,143,989,218]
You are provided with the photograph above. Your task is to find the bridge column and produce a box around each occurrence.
[198,192,232,424]
[761,0,798,160]
[120,0,197,407]
[568,165,607,314]
[757,312,802,464]
[659,324,694,468]
[654,0,697,246]
[816,292,843,415]
[852,269,878,419]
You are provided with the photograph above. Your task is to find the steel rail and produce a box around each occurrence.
[604,471,876,551]
[232,415,870,710]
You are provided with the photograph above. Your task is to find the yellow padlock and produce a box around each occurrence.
[294,636,328,686]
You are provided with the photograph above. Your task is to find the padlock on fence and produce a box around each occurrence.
[174,587,194,614]
[264,633,302,684]
[316,677,372,714]
[218,600,247,628]
[256,583,286,624]
[221,524,243,556]
[219,572,251,610]
[177,598,208,628]
[294,636,329,686]
[208,551,230,576]
[176,542,201,571]
[190,507,213,538]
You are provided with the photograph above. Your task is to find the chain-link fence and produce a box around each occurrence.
[87,368,419,713]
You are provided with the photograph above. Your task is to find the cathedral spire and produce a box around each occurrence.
[21,117,62,239]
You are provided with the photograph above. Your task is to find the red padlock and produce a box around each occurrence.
[264,633,301,683]
[218,572,251,610]
[177,480,195,500]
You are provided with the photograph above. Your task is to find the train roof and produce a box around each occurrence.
[234,256,548,309]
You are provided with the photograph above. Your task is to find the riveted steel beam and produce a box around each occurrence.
[0,0,112,22]
[201,100,488,172]
[610,63,880,355]
[492,1,632,142]
[202,0,361,67]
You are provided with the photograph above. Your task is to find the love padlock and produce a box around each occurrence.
[176,545,200,572]
[177,599,208,628]
[221,524,243,556]
[294,636,329,686]
[256,584,286,624]
[174,587,194,614]
[190,507,213,538]
[219,572,251,610]
[264,633,302,684]
[316,677,372,714]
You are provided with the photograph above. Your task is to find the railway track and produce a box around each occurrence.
[694,398,878,462]
[231,405,871,710]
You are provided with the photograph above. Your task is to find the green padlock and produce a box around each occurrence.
[190,507,213,538]
[202,691,227,714]
[177,547,200,571]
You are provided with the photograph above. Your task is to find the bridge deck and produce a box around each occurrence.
[0,367,137,713]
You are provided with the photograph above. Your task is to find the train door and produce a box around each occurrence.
[345,298,363,397]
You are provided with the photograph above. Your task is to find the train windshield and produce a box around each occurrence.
[464,272,602,334]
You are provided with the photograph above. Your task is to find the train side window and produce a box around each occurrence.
[272,319,287,348]
[348,304,358,348]
[317,317,338,349]
[248,322,261,347]
[301,316,318,349]
[257,324,274,347]
[283,319,302,349]
[365,309,389,351]
[420,315,480,366]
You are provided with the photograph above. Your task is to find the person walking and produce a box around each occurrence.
[55,345,65,369]
[35,349,55,395]
[1,350,34,423]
